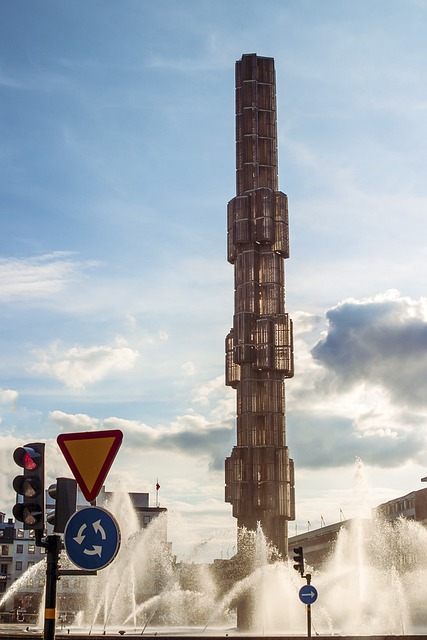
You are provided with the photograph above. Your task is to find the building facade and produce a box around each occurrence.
[0,512,45,622]
[225,53,295,557]
[374,487,427,523]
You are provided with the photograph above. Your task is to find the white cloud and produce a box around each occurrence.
[0,389,18,406]
[0,253,97,302]
[181,361,196,376]
[48,372,235,472]
[287,291,427,472]
[312,290,427,407]
[30,337,139,390]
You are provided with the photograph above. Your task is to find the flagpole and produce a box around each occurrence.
[155,479,160,507]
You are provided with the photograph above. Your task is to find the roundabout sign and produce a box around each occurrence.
[64,506,121,571]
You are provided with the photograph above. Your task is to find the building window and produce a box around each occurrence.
[0,563,7,574]
[1,546,8,556]
[28,544,35,554]
[27,561,34,569]
[16,544,23,554]
[29,530,35,539]
[16,561,22,571]
[17,529,24,538]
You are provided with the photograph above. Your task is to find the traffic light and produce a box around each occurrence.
[47,477,77,533]
[293,545,305,576]
[12,442,45,530]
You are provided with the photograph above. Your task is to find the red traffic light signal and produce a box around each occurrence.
[13,446,42,471]
[12,443,45,530]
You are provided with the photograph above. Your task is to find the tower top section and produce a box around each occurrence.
[235,54,278,195]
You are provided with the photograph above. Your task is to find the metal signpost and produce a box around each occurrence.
[293,546,318,639]
[299,577,318,639]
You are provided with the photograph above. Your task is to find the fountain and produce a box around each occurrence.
[3,475,427,637]
[316,516,411,635]
[50,509,427,635]
[0,560,45,625]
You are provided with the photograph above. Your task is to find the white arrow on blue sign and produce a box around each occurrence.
[299,584,318,604]
[64,506,121,571]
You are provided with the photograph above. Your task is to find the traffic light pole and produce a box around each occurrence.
[293,547,315,640]
[305,573,312,640]
[39,532,97,640]
[43,534,61,640]
[37,477,94,639]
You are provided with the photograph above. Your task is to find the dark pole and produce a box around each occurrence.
[43,534,61,640]
[306,572,312,639]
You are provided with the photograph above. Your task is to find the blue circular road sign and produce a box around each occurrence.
[64,506,120,571]
[299,584,318,605]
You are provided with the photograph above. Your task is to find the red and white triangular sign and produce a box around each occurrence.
[57,430,123,503]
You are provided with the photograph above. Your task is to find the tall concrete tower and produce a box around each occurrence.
[225,53,295,557]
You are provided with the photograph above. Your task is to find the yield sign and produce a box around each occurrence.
[57,430,123,503]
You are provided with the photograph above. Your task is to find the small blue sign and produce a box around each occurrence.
[299,584,318,605]
[64,506,120,571]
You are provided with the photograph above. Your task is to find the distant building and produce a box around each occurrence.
[46,486,167,533]
[373,487,427,523]
[0,513,14,594]
[105,490,167,533]
[0,512,45,622]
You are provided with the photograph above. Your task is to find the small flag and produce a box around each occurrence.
[156,481,160,491]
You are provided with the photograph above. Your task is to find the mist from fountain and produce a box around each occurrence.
[5,464,427,635]
[315,516,411,635]
[0,559,45,612]
[311,459,427,635]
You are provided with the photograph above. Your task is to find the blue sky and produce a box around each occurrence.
[2,0,427,560]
